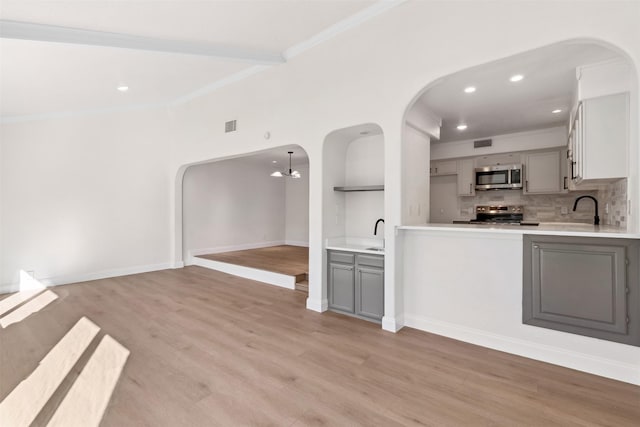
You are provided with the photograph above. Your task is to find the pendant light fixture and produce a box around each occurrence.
[270,151,301,178]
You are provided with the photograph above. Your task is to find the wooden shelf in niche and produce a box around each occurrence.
[333,185,384,192]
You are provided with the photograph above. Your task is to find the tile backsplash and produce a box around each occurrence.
[457,179,627,228]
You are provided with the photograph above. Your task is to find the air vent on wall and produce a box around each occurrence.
[225,120,237,133]
[474,138,492,148]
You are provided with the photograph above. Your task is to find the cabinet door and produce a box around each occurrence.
[430,160,457,176]
[523,235,639,347]
[582,93,628,180]
[524,151,561,194]
[356,266,384,320]
[329,262,355,313]
[456,159,475,196]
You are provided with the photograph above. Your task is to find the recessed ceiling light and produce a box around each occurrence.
[509,74,524,82]
[272,160,277,163]
[117,85,129,92]
[457,124,468,131]
[464,86,476,93]
[552,109,562,114]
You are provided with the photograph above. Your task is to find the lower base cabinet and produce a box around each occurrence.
[523,235,639,346]
[328,250,384,322]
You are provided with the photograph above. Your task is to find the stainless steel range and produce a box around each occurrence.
[470,205,524,224]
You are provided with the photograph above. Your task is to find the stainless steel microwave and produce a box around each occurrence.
[475,164,523,190]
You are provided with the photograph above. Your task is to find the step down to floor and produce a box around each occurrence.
[295,280,308,293]
[295,272,309,293]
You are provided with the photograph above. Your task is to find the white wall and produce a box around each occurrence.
[322,134,349,240]
[182,158,287,258]
[285,163,309,245]
[0,108,173,291]
[344,134,385,239]
[402,125,430,225]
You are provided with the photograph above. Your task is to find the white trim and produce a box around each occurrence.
[284,240,309,247]
[306,297,328,313]
[382,314,404,332]
[191,257,295,290]
[188,241,286,257]
[404,313,640,386]
[0,20,284,65]
[283,0,408,60]
[0,262,175,295]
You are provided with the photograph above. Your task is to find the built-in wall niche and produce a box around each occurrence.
[323,124,385,240]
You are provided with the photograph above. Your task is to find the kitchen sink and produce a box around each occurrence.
[366,247,385,252]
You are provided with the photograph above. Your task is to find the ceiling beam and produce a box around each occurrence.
[0,20,285,65]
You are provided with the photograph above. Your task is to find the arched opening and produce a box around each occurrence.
[401,39,638,230]
[319,123,385,320]
[175,144,310,294]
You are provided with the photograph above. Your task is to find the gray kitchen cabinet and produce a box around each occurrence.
[328,250,384,322]
[328,252,355,313]
[523,235,639,346]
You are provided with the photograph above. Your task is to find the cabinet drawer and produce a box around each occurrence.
[357,254,384,268]
[329,251,355,264]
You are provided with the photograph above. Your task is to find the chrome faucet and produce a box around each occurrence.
[573,195,599,225]
[374,218,385,235]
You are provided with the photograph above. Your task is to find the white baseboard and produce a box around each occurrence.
[404,313,640,386]
[0,262,175,295]
[382,314,405,333]
[191,257,295,289]
[189,241,286,257]
[306,297,328,312]
[284,240,309,247]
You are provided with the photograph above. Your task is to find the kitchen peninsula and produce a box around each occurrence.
[397,223,640,385]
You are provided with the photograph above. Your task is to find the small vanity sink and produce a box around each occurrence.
[366,247,385,252]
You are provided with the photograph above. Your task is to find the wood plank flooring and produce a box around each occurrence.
[198,245,308,277]
[1,266,639,426]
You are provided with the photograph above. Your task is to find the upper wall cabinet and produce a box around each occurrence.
[523,150,562,194]
[568,93,629,184]
[457,159,475,196]
[567,59,631,187]
[430,160,457,176]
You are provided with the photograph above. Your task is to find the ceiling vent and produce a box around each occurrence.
[225,120,237,133]
[474,138,492,148]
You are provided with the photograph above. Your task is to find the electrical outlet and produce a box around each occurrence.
[605,203,610,214]
[561,206,568,215]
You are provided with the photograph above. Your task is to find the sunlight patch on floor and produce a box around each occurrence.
[0,288,43,317]
[0,290,58,328]
[0,317,100,426]
[47,335,130,427]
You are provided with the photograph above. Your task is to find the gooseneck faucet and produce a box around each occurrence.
[573,195,599,225]
[374,218,385,235]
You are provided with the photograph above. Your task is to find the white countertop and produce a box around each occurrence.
[325,237,385,255]
[398,222,640,239]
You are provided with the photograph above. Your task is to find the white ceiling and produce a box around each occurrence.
[0,0,391,119]
[416,42,622,143]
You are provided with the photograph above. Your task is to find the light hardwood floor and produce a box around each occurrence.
[1,266,639,426]
[198,245,308,278]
